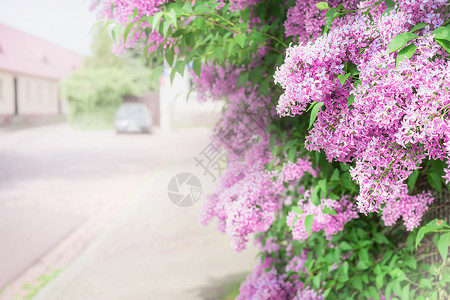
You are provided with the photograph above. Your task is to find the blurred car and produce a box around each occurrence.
[114,103,152,133]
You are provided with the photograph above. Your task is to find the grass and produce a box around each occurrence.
[11,269,60,300]
[220,276,245,300]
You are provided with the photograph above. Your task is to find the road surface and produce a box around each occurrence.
[0,124,256,300]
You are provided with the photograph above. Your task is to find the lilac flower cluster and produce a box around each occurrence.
[229,0,263,11]
[382,189,434,231]
[91,0,166,54]
[287,195,359,240]
[191,64,273,157]
[279,158,318,181]
[284,0,361,43]
[238,240,324,299]
[237,258,297,300]
[199,138,278,251]
[276,0,449,230]
[191,64,241,102]
[199,137,318,251]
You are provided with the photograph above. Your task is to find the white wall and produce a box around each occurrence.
[17,75,59,115]
[0,71,15,115]
[0,71,60,116]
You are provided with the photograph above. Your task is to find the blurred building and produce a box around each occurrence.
[0,23,82,125]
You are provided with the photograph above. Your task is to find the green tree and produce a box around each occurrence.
[85,29,123,69]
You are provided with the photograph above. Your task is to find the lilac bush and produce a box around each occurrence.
[96,0,450,298]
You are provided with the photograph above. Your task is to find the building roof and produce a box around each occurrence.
[0,23,83,80]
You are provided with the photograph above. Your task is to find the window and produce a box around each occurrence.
[37,82,42,103]
[0,79,3,101]
[26,80,31,102]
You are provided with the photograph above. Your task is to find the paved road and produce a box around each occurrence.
[0,124,256,300]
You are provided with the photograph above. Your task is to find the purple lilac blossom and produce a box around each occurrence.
[277,0,449,229]
[91,0,166,54]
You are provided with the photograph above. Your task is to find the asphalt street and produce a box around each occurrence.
[0,123,256,300]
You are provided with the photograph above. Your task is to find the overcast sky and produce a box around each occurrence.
[0,0,98,55]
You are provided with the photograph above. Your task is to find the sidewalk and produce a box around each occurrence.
[33,157,257,300]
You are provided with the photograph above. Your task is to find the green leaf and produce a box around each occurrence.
[324,8,338,27]
[292,207,303,214]
[374,232,389,244]
[430,159,446,177]
[318,178,327,193]
[396,44,417,67]
[429,291,438,300]
[389,268,407,281]
[368,286,380,300]
[385,0,395,8]
[249,32,264,43]
[151,11,164,32]
[322,207,337,215]
[235,34,246,48]
[123,22,135,43]
[174,60,185,76]
[269,133,276,149]
[304,215,314,236]
[376,274,384,289]
[338,72,351,87]
[387,32,418,53]
[181,2,193,13]
[347,62,360,76]
[385,281,394,299]
[341,172,355,190]
[170,67,177,84]
[214,47,224,61]
[436,38,450,54]
[237,72,249,88]
[419,278,432,290]
[111,24,122,45]
[309,102,324,129]
[342,261,349,276]
[194,3,211,14]
[164,9,177,28]
[359,248,369,261]
[401,284,410,300]
[438,232,450,262]
[416,225,431,248]
[193,58,202,77]
[410,22,427,32]
[163,21,171,39]
[393,279,402,297]
[165,47,174,66]
[288,146,297,162]
[290,216,300,230]
[340,241,352,251]
[402,256,417,270]
[351,277,363,292]
[151,65,163,82]
[330,168,340,180]
[316,2,330,10]
[382,7,394,17]
[433,26,450,41]
[408,169,419,193]
[311,186,321,206]
[356,261,370,270]
[306,101,318,112]
[428,171,442,192]
[347,94,355,108]
[259,77,270,95]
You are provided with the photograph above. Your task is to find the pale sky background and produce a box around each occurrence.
[0,0,98,55]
